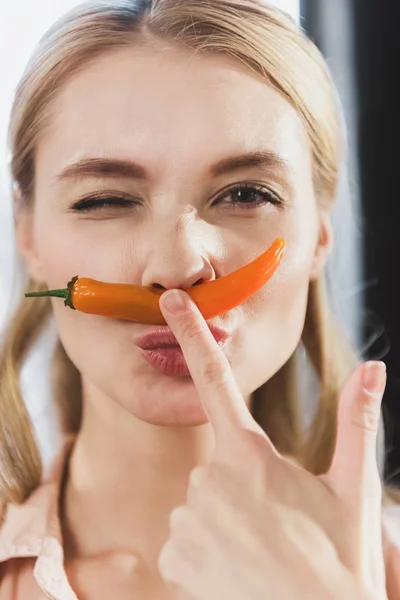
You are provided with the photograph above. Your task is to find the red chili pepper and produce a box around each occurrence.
[25,238,285,324]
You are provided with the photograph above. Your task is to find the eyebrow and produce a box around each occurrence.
[55,150,289,183]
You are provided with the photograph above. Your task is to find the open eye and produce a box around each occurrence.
[214,183,283,209]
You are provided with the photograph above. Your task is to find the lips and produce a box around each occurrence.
[134,323,230,350]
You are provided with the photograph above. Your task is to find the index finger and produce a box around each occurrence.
[159,289,263,441]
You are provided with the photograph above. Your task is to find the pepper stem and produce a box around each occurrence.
[25,289,68,298]
[24,276,78,310]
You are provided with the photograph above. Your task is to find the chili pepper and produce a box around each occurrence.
[25,238,285,325]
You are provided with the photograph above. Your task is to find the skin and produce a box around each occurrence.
[16,43,387,599]
[156,294,387,599]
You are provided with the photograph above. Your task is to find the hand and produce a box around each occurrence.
[157,289,387,600]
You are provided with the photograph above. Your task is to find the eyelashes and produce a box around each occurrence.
[69,194,138,212]
[216,183,282,209]
[69,183,283,214]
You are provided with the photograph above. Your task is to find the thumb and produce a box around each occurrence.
[324,361,386,498]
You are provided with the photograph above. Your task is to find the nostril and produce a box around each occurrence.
[150,280,204,290]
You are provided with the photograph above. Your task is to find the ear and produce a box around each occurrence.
[309,210,333,281]
[13,186,45,283]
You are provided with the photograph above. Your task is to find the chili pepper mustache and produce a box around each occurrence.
[25,238,285,325]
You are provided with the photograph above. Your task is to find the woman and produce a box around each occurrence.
[0,0,399,598]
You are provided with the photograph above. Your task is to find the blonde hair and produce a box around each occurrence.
[1,0,397,504]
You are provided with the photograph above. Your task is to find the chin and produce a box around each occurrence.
[133,401,210,427]
[118,378,210,427]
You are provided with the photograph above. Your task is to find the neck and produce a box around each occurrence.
[61,383,215,568]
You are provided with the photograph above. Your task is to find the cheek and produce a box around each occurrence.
[258,238,314,331]
[266,203,320,329]
[33,207,90,285]
[31,212,134,389]
[248,197,319,319]
[32,208,134,287]
[234,273,310,396]
[232,215,318,394]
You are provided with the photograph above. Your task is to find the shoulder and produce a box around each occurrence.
[0,481,57,574]
[0,436,75,565]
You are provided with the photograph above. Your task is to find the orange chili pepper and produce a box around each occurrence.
[25,238,285,325]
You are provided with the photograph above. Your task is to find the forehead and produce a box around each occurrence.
[37,44,311,180]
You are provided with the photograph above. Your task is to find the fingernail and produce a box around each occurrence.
[161,290,188,315]
[362,361,387,396]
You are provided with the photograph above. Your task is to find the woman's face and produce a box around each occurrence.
[19,44,330,426]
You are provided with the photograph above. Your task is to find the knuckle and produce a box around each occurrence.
[201,356,230,388]
[186,467,206,506]
[187,465,224,506]
[169,505,189,532]
[189,466,207,488]
[158,541,180,581]
[180,319,208,342]
[351,397,381,434]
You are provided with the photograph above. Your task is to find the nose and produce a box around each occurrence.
[140,218,217,291]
